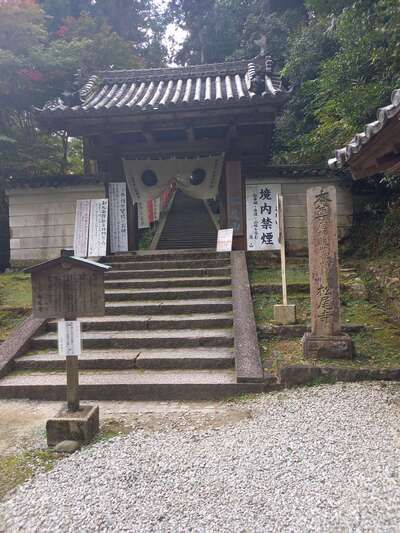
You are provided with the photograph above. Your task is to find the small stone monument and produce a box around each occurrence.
[25,250,111,447]
[302,186,354,359]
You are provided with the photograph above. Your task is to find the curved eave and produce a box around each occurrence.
[36,92,290,133]
[328,89,400,175]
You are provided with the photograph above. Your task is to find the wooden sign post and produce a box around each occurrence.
[273,194,296,325]
[25,250,111,446]
[58,318,81,412]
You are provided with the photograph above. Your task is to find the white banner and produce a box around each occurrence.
[88,199,108,257]
[246,183,281,251]
[137,201,150,229]
[153,197,161,222]
[58,320,81,356]
[123,154,224,204]
[73,200,91,257]
[109,183,128,253]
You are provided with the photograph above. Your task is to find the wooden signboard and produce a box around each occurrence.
[73,200,91,258]
[88,199,109,257]
[217,229,233,252]
[26,255,110,319]
[109,183,128,254]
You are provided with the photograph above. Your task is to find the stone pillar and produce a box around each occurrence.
[302,186,354,359]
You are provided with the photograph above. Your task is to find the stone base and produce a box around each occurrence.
[302,332,354,360]
[273,304,297,325]
[46,405,99,447]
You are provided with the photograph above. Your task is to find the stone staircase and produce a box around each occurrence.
[157,191,218,250]
[0,250,268,400]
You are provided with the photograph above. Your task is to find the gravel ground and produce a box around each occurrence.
[1,382,400,532]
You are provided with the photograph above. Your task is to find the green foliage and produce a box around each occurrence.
[275,0,400,165]
[0,0,166,182]
[168,0,306,64]
[168,0,400,188]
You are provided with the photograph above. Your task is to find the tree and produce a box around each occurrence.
[167,0,305,64]
[0,0,166,182]
[274,0,400,164]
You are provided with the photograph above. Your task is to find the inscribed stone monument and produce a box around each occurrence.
[302,186,354,359]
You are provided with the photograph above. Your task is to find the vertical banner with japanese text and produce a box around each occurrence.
[246,183,281,251]
[109,183,128,253]
[73,200,91,257]
[88,199,109,256]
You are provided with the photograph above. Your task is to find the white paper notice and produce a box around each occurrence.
[246,183,281,251]
[74,200,91,257]
[88,199,109,256]
[217,228,233,252]
[58,320,81,356]
[109,183,128,253]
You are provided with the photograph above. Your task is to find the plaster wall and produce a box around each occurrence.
[6,185,106,265]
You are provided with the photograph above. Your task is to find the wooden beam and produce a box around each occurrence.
[63,109,277,137]
[87,139,229,159]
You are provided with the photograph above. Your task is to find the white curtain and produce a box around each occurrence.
[123,154,225,205]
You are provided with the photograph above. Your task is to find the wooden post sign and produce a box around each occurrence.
[25,251,111,411]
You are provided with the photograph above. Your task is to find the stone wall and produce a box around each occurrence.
[6,184,106,266]
[245,174,353,254]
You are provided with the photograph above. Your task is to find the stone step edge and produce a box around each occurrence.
[0,380,277,401]
[14,350,235,371]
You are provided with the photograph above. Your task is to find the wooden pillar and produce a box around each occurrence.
[107,158,138,251]
[225,160,246,250]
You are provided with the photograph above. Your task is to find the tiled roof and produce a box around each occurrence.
[41,56,288,116]
[328,89,400,170]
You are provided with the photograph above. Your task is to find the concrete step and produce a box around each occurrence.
[46,314,233,332]
[104,287,232,302]
[104,250,228,262]
[15,347,235,371]
[105,299,233,315]
[31,328,234,351]
[108,258,230,271]
[0,369,268,400]
[104,277,231,290]
[157,243,217,250]
[105,267,231,280]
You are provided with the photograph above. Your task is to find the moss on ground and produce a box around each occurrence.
[94,419,133,442]
[254,258,400,371]
[0,273,31,309]
[249,265,309,285]
[0,449,59,501]
[0,309,29,341]
[0,272,32,341]
[259,300,400,372]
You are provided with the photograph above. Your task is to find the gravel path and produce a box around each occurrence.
[1,382,400,532]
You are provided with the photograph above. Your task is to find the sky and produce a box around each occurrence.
[154,0,188,62]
